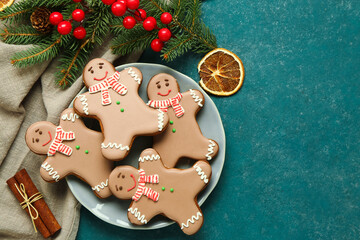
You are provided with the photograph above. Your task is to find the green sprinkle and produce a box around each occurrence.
[85,150,89,154]
[170,188,174,192]
[116,101,120,105]
[169,120,173,125]
[162,187,165,191]
[120,108,124,112]
[172,129,176,133]
[76,145,80,150]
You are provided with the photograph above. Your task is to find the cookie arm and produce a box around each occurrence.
[184,89,204,111]
[127,200,158,225]
[181,161,212,193]
[73,92,93,116]
[138,148,163,170]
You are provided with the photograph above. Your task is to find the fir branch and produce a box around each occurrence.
[56,39,93,88]
[161,34,193,61]
[0,3,34,24]
[11,35,63,67]
[0,26,47,44]
[111,27,157,56]
[86,5,111,45]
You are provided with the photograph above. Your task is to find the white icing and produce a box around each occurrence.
[101,143,130,151]
[189,89,203,107]
[128,207,148,224]
[78,95,89,115]
[61,113,79,122]
[205,140,216,160]
[92,204,110,220]
[126,67,141,84]
[193,164,209,184]
[181,211,202,229]
[92,179,109,192]
[139,154,160,163]
[157,109,165,131]
[41,162,60,182]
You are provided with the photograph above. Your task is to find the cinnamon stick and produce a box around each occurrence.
[14,169,61,236]
[6,177,51,238]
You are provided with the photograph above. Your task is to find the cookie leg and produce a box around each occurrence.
[101,136,132,160]
[175,205,204,235]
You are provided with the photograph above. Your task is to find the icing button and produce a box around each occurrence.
[172,129,176,133]
[170,188,174,192]
[120,108,124,112]
[85,150,89,154]
[162,187,165,191]
[75,145,80,150]
[116,101,120,105]
[169,120,173,125]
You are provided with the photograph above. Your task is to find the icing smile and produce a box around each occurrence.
[158,89,171,97]
[42,131,52,146]
[94,71,108,81]
[127,174,137,192]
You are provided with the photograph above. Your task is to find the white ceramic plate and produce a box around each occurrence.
[66,63,226,230]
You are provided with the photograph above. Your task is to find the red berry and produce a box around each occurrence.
[123,16,136,29]
[118,0,127,4]
[160,12,172,24]
[143,17,156,31]
[111,2,127,16]
[73,0,82,2]
[57,21,72,35]
[158,28,171,42]
[49,12,63,25]
[102,0,116,5]
[126,0,139,10]
[134,9,146,21]
[73,27,86,39]
[72,9,85,22]
[151,39,164,52]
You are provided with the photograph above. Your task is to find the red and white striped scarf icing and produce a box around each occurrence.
[48,126,75,156]
[132,169,159,202]
[147,93,184,118]
[88,71,127,105]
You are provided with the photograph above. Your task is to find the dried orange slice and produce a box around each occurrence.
[198,48,244,96]
[0,0,14,11]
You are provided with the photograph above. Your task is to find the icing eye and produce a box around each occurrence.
[99,66,103,69]
[36,138,39,143]
[122,175,125,179]
[91,70,94,74]
[119,186,123,191]
[165,83,169,87]
[157,84,161,89]
[39,131,42,135]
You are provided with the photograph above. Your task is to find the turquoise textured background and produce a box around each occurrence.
[77,1,360,239]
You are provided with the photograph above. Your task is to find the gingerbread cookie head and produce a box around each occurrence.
[25,121,57,155]
[109,165,140,199]
[83,58,116,87]
[147,73,180,101]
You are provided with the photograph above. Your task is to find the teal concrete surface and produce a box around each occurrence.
[77,1,360,239]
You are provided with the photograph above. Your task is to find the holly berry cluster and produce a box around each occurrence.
[49,0,87,39]
[103,0,173,52]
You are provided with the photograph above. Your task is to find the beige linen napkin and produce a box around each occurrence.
[0,34,141,239]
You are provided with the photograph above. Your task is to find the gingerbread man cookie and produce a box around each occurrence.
[25,108,113,198]
[147,73,219,168]
[73,58,169,161]
[109,148,211,235]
